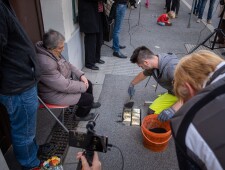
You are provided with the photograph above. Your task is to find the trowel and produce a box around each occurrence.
[124,96,134,109]
[124,76,151,109]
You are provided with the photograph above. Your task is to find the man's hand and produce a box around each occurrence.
[158,107,175,122]
[76,151,101,170]
[80,75,89,89]
[128,83,135,98]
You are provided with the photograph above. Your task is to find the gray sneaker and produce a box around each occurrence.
[207,20,212,24]
[196,19,201,23]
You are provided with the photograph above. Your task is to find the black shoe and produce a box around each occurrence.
[92,102,101,108]
[85,64,99,70]
[119,45,126,49]
[74,113,96,121]
[96,59,105,64]
[113,52,127,59]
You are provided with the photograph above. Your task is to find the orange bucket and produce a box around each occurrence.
[141,114,172,152]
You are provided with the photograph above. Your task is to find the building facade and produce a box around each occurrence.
[13,0,84,69]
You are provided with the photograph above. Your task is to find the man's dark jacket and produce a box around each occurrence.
[78,0,105,33]
[0,1,40,95]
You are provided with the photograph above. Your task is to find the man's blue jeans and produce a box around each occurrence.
[197,0,215,20]
[113,4,127,52]
[0,85,40,169]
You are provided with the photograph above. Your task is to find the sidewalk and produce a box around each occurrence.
[63,0,225,169]
[3,0,225,169]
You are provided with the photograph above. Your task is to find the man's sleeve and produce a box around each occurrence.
[0,5,8,64]
[167,65,175,82]
[167,56,178,82]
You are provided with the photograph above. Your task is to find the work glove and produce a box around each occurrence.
[128,83,135,98]
[158,107,175,122]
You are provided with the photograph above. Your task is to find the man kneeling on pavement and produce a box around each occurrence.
[36,29,101,121]
[128,46,182,121]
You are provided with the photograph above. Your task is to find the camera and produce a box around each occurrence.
[68,120,108,153]
[68,131,108,152]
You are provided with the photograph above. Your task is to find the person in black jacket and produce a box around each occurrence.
[171,50,225,169]
[0,0,41,169]
[78,0,105,70]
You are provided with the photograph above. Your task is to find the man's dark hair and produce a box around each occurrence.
[43,29,65,50]
[130,46,154,64]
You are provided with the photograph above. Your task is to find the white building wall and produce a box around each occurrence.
[40,0,84,69]
[40,0,65,35]
[0,150,9,170]
[61,0,75,40]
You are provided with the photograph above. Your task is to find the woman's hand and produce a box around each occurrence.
[80,75,89,89]
[76,151,101,170]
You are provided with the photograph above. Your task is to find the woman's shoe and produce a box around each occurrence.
[207,20,212,24]
[92,102,101,108]
[196,19,201,23]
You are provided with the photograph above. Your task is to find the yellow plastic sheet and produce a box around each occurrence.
[149,93,178,114]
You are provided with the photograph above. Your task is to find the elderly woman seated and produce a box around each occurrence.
[36,29,100,121]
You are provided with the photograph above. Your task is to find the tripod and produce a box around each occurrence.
[188,4,225,54]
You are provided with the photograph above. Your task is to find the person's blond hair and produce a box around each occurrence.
[168,11,175,19]
[174,50,224,101]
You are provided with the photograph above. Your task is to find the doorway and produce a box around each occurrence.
[10,0,44,43]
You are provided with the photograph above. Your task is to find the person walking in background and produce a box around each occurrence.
[193,0,199,15]
[36,29,101,121]
[171,0,180,17]
[0,0,41,169]
[171,50,225,169]
[145,0,149,8]
[196,0,216,24]
[166,0,173,14]
[128,46,182,122]
[166,0,179,17]
[78,0,105,70]
[112,0,128,59]
[217,0,225,47]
